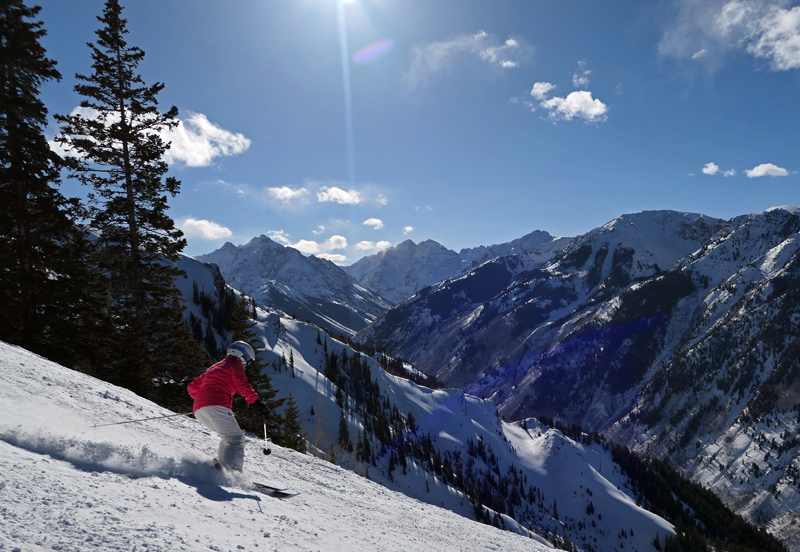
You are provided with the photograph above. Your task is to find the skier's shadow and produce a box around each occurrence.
[188,480,261,503]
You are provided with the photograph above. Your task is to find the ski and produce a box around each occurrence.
[253,482,299,498]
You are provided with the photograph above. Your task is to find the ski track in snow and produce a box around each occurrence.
[0,341,551,552]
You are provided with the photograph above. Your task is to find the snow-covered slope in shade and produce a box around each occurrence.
[198,236,391,336]
[0,340,551,552]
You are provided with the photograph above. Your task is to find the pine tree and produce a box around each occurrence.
[229,293,284,436]
[338,409,352,452]
[279,393,306,454]
[55,0,204,399]
[0,1,105,369]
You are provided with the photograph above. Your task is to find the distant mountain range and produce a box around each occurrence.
[196,235,392,337]
[197,231,569,335]
[344,231,569,305]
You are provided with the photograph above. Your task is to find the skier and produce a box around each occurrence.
[188,341,269,471]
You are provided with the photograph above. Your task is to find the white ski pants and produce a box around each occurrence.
[194,406,245,471]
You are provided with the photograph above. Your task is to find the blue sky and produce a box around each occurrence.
[37,0,800,263]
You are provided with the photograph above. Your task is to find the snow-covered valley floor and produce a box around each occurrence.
[0,340,552,552]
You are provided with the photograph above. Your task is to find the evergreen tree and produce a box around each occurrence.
[55,0,204,399]
[338,409,352,452]
[279,393,306,454]
[0,1,105,369]
[228,293,284,436]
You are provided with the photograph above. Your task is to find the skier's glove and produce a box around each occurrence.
[250,399,269,417]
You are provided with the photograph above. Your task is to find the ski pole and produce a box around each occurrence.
[263,423,271,456]
[93,411,192,428]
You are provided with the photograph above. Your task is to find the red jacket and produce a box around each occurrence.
[188,356,259,414]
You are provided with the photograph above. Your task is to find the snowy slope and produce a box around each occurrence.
[243,312,676,551]
[0,340,552,552]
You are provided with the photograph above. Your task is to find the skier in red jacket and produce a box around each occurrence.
[188,341,269,471]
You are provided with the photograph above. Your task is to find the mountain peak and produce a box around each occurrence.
[766,205,800,214]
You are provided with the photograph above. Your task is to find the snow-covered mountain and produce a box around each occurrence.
[344,231,569,305]
[459,230,568,271]
[354,206,800,548]
[197,236,392,337]
[356,210,720,386]
[344,239,463,305]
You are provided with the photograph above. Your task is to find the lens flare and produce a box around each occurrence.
[353,38,394,64]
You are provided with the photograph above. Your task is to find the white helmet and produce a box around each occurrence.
[227,341,256,367]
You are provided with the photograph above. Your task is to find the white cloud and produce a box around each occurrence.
[403,31,531,88]
[48,139,75,158]
[530,82,556,100]
[179,218,233,240]
[53,107,250,167]
[661,0,800,71]
[745,163,790,177]
[572,61,592,88]
[312,226,325,235]
[363,218,384,230]
[165,112,251,167]
[540,91,609,123]
[747,4,800,70]
[292,240,322,254]
[325,235,348,250]
[403,226,414,235]
[318,186,362,205]
[267,186,310,207]
[415,205,432,212]
[317,253,348,264]
[702,162,737,176]
[289,235,348,255]
[268,230,291,245]
[356,240,391,251]
[216,180,247,196]
[377,194,388,206]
